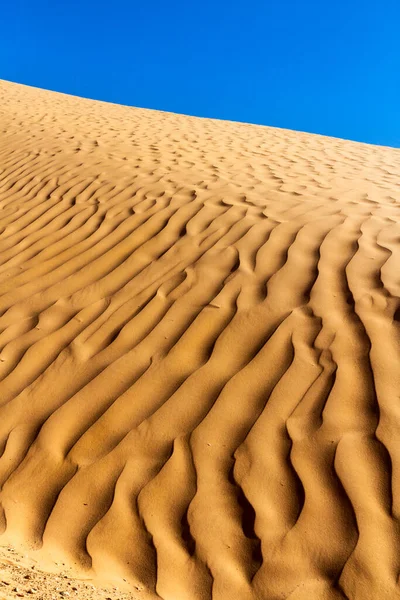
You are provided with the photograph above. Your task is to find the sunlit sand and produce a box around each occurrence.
[0,79,399,600]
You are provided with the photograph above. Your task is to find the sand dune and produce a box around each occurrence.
[0,79,399,600]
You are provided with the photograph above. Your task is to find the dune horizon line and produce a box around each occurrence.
[2,77,397,150]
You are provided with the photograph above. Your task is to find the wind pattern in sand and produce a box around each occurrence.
[0,80,400,600]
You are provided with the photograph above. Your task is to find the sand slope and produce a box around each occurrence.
[0,80,400,600]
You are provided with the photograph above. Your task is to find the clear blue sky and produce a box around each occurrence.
[1,0,399,147]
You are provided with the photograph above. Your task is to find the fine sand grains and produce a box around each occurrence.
[0,79,400,600]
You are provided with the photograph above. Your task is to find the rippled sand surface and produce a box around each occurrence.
[0,79,400,600]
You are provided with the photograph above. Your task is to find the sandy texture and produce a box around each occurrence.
[0,545,132,600]
[0,79,399,600]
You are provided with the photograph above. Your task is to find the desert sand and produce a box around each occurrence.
[0,79,399,600]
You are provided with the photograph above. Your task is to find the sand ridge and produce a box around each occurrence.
[0,79,400,599]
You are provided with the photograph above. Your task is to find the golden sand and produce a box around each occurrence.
[0,79,400,600]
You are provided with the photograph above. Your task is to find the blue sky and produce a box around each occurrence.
[1,0,399,147]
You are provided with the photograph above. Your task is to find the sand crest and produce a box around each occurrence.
[0,79,400,600]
